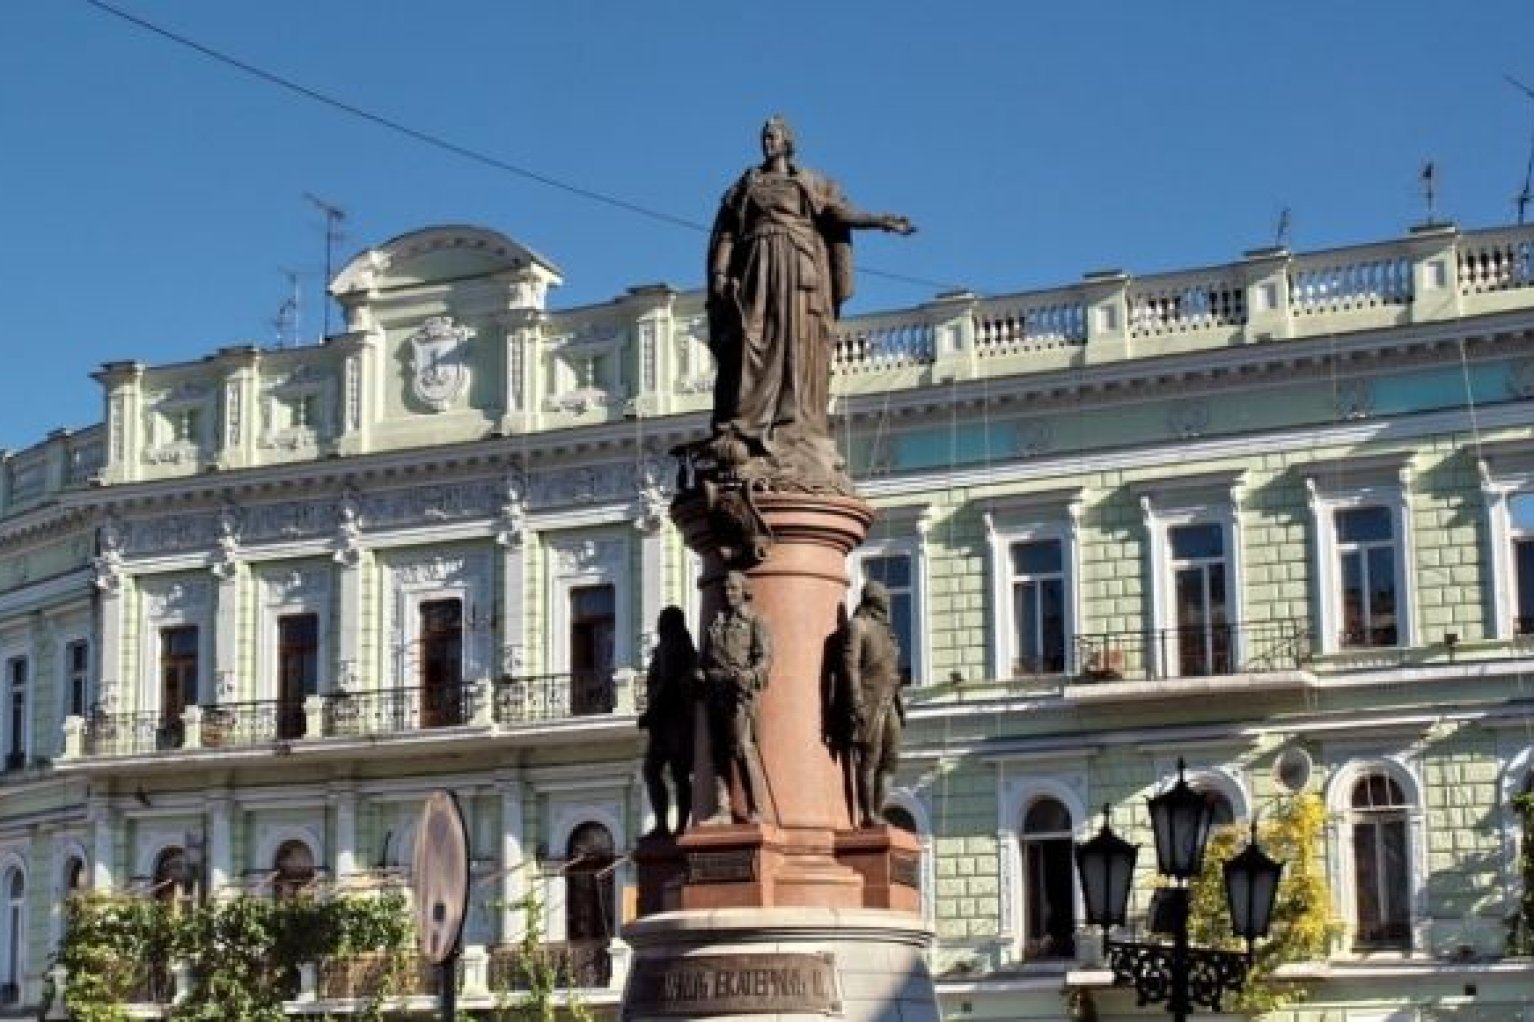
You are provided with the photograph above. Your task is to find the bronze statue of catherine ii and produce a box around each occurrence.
[706,117,915,461]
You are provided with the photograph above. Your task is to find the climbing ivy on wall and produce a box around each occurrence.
[1187,793,1342,1016]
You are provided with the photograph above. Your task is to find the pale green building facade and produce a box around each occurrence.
[0,221,1531,1019]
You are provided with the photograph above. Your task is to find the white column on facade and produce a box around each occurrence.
[498,777,526,944]
[334,553,363,690]
[497,491,528,676]
[332,783,357,879]
[89,796,114,890]
[637,518,665,664]
[207,795,232,893]
[96,579,124,712]
[211,566,240,703]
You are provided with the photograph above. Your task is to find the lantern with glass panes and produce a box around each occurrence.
[1073,760,1283,1022]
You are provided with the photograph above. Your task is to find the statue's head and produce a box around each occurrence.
[657,605,687,639]
[761,115,796,161]
[861,580,891,615]
[723,570,751,610]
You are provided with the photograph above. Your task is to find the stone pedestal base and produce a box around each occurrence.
[622,908,938,1022]
[633,832,685,917]
[835,825,923,914]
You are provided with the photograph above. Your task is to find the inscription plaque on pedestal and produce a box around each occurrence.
[625,952,840,1018]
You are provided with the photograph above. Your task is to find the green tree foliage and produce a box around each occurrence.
[1508,791,1534,956]
[47,891,412,1022]
[1187,793,1342,1016]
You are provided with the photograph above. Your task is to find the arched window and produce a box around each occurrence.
[565,823,615,942]
[1,867,23,1005]
[152,846,188,904]
[1020,798,1075,960]
[63,856,87,896]
[1203,789,1237,828]
[1350,773,1411,949]
[273,841,315,900]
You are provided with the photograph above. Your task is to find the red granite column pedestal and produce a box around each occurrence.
[671,492,871,910]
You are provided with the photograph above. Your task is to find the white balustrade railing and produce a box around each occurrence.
[1289,246,1413,314]
[832,313,937,373]
[973,291,1087,354]
[1457,226,1534,295]
[1128,271,1246,338]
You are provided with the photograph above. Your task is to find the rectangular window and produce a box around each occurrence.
[5,660,24,769]
[1169,523,1231,675]
[418,600,463,728]
[861,554,914,684]
[174,408,201,443]
[66,640,90,718]
[1513,493,1534,636]
[277,614,318,738]
[160,626,199,719]
[292,394,318,429]
[1010,540,1065,675]
[1336,507,1398,647]
[570,584,616,715]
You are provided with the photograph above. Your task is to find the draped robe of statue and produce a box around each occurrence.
[706,164,857,456]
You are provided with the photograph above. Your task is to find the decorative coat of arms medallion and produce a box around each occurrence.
[408,316,474,412]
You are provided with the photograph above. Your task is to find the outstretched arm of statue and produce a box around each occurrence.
[826,206,917,235]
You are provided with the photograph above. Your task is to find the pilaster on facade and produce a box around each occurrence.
[94,360,145,485]
[1406,222,1463,324]
[207,793,233,892]
[1081,270,1130,364]
[87,795,113,891]
[925,290,979,383]
[496,775,527,945]
[329,782,357,880]
[214,345,261,470]
[1241,246,1294,341]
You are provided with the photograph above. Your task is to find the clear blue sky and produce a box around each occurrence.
[3,0,1532,451]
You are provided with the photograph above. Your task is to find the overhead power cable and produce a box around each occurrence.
[81,0,961,294]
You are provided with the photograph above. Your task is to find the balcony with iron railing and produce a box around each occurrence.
[1070,619,1313,686]
[66,668,634,762]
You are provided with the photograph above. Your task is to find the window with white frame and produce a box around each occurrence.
[0,866,22,1005]
[1019,797,1076,960]
[1139,475,1245,678]
[65,640,89,719]
[1009,539,1067,677]
[1335,507,1399,648]
[546,538,630,706]
[4,659,24,771]
[1348,772,1412,949]
[1168,523,1233,675]
[985,491,1082,681]
[1307,460,1415,654]
[563,821,616,957]
[1512,492,1534,636]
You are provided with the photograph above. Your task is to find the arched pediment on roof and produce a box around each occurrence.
[330,224,563,300]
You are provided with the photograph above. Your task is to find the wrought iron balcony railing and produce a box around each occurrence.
[1072,620,1311,683]
[493,671,616,724]
[201,699,308,748]
[321,682,471,737]
[83,710,187,757]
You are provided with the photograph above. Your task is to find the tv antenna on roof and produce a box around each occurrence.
[1506,75,1534,224]
[304,193,347,339]
[1420,160,1440,226]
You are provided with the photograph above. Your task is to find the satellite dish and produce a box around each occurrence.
[412,790,470,966]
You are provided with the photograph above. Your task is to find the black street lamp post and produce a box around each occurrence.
[1074,760,1284,1022]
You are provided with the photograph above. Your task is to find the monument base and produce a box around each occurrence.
[622,908,939,1022]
